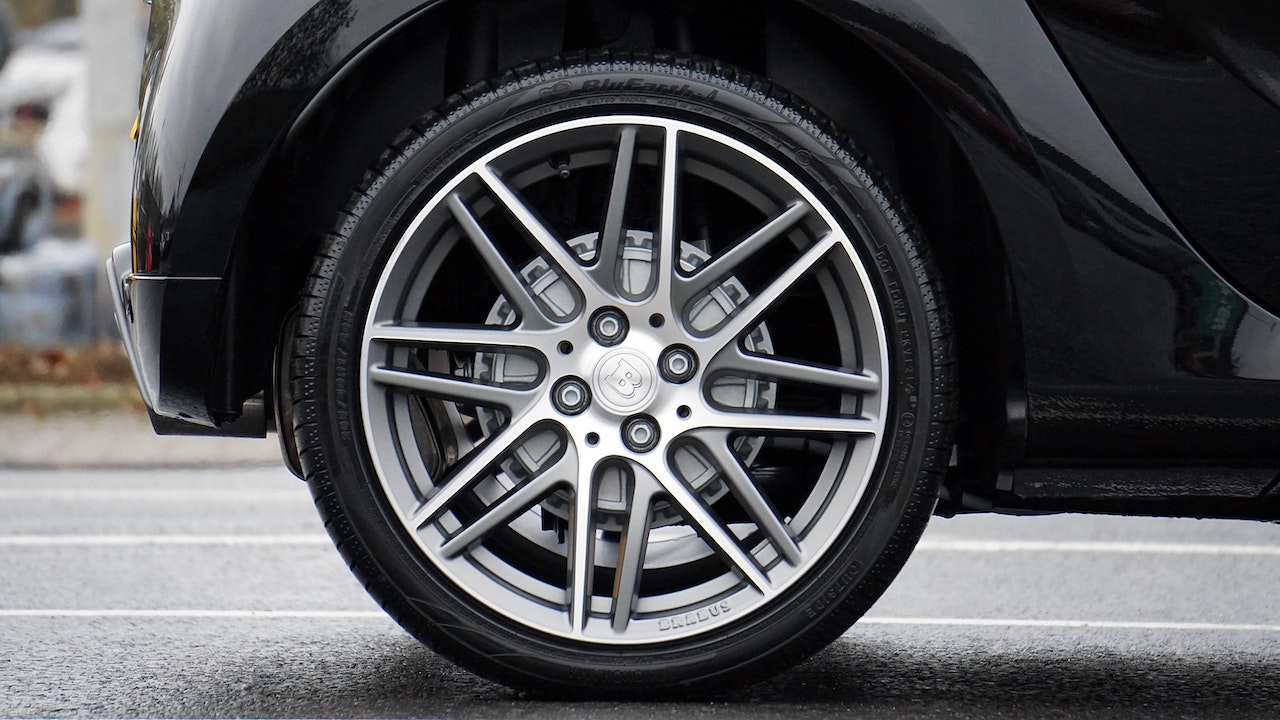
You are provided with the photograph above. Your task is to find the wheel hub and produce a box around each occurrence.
[592,348,658,414]
[470,229,774,529]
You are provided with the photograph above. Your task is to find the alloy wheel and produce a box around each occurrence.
[359,115,889,643]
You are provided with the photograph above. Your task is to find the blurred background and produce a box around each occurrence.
[0,0,273,467]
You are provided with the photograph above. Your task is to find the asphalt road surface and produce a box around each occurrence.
[2,465,1278,719]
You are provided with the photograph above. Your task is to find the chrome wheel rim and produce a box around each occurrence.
[360,115,889,644]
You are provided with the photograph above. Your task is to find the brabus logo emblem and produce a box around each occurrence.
[602,357,644,400]
[592,349,657,413]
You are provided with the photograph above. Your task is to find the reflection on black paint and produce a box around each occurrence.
[1034,0,1280,317]
[239,0,356,96]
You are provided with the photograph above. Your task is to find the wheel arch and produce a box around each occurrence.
[218,0,1016,494]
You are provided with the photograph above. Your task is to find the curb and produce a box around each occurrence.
[0,410,283,469]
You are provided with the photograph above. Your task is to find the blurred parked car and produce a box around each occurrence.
[0,9,64,255]
[0,10,88,347]
[0,16,85,198]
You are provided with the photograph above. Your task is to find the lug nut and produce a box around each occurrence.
[622,415,660,453]
[590,308,628,346]
[553,377,590,415]
[659,345,698,384]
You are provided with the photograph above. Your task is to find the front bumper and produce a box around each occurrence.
[106,242,266,436]
[106,242,161,413]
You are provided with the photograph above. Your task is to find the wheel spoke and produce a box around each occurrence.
[650,126,680,305]
[567,456,597,634]
[593,126,638,290]
[438,462,567,559]
[712,346,880,393]
[697,407,879,436]
[408,412,541,529]
[696,234,838,351]
[674,202,811,308]
[447,193,557,328]
[650,461,772,592]
[693,431,801,566]
[611,467,659,633]
[478,165,603,309]
[368,322,556,355]
[369,366,535,410]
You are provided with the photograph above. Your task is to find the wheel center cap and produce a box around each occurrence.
[592,348,658,414]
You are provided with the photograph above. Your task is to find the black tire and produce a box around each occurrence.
[292,52,954,694]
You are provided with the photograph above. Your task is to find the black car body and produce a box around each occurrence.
[111,0,1280,691]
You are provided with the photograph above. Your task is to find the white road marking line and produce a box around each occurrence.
[0,535,330,546]
[0,611,1274,633]
[859,617,1280,632]
[0,489,302,502]
[916,539,1280,556]
[0,609,384,619]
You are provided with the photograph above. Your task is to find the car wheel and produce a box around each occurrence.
[292,52,954,692]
